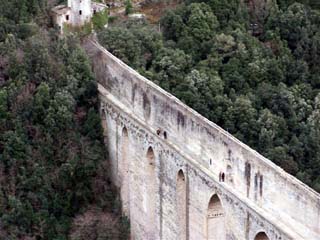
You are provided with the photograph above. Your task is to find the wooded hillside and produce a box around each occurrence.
[0,1,129,239]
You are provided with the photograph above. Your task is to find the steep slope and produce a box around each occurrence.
[0,1,129,239]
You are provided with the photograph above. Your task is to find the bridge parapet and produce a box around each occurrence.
[83,39,320,239]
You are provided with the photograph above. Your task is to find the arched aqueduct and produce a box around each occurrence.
[85,39,320,240]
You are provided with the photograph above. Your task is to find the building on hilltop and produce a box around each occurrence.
[52,0,107,33]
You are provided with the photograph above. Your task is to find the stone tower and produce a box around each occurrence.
[67,0,92,26]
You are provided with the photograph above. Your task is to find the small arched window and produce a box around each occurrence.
[219,172,225,182]
[259,175,263,197]
[163,131,167,140]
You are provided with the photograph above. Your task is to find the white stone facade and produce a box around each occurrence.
[67,0,92,26]
[51,0,106,33]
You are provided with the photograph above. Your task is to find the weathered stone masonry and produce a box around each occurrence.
[83,39,320,240]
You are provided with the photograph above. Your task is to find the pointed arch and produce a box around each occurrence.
[120,126,130,215]
[145,146,156,235]
[254,232,269,240]
[207,194,226,240]
[177,169,187,240]
[122,126,128,142]
[147,146,155,166]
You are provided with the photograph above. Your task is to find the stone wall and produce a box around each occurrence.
[83,39,320,240]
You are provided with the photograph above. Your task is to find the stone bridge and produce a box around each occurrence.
[83,39,320,240]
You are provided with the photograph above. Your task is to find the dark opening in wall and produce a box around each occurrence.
[245,162,251,197]
[259,175,263,197]
[66,15,69,21]
[93,9,97,14]
[219,172,225,182]
[254,232,270,240]
[209,159,212,165]
[163,131,167,139]
[79,10,82,15]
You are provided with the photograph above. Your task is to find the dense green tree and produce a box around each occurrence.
[152,47,192,90]
[0,11,128,239]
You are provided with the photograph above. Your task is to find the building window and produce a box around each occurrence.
[79,10,82,15]
[93,9,97,14]
[66,15,69,21]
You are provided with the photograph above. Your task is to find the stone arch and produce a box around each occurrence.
[147,146,155,167]
[120,126,130,215]
[207,194,226,240]
[254,232,269,240]
[145,146,157,237]
[177,169,187,240]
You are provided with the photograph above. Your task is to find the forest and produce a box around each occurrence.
[98,0,320,192]
[0,0,129,239]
